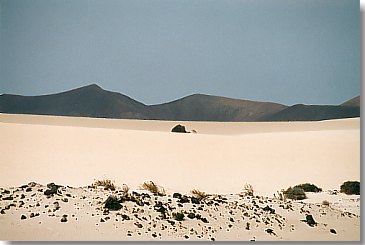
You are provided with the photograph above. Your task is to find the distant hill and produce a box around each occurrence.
[0,84,360,121]
[341,96,360,107]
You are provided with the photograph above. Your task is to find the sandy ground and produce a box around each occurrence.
[0,113,360,241]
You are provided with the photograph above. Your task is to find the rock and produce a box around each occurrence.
[100,218,105,222]
[171,124,189,133]
[266,228,275,235]
[201,217,209,223]
[173,193,182,199]
[178,195,190,203]
[174,212,184,221]
[191,197,200,204]
[3,196,13,200]
[25,187,32,192]
[20,194,25,199]
[187,213,196,219]
[30,213,35,218]
[121,214,130,220]
[184,235,189,239]
[167,220,175,226]
[263,205,275,214]
[211,237,215,241]
[21,215,27,220]
[62,198,68,202]
[44,183,61,196]
[134,223,143,228]
[305,214,317,227]
[1,209,5,214]
[61,217,67,222]
[330,229,337,234]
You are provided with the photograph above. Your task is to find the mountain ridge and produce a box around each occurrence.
[0,84,360,122]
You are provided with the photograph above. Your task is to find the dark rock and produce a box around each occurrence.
[184,235,189,239]
[21,215,27,220]
[44,183,61,196]
[211,237,215,241]
[25,187,32,192]
[100,218,105,222]
[61,217,68,222]
[266,228,275,235]
[191,197,200,204]
[167,220,175,226]
[3,196,13,200]
[305,214,317,227]
[173,193,182,199]
[20,194,25,199]
[330,229,337,234]
[229,217,234,222]
[171,124,189,133]
[134,223,143,228]
[178,195,190,203]
[121,214,130,220]
[2,190,10,194]
[263,205,275,214]
[1,209,5,214]
[201,217,209,223]
[174,212,184,221]
[187,213,196,219]
[152,233,157,238]
[62,198,68,202]
[30,213,35,218]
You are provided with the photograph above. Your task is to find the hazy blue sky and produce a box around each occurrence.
[0,0,359,105]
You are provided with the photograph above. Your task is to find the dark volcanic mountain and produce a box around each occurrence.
[149,94,286,121]
[0,84,150,119]
[0,84,360,121]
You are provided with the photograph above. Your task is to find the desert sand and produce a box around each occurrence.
[0,113,360,241]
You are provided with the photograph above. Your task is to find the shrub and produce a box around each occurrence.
[294,183,322,193]
[93,179,115,191]
[242,183,254,196]
[340,181,360,195]
[283,186,307,200]
[191,189,209,201]
[104,195,122,210]
[141,181,165,196]
[121,184,130,196]
[322,200,330,206]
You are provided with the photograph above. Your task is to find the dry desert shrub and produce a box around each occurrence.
[93,179,115,191]
[121,184,130,196]
[283,186,307,200]
[191,189,209,201]
[322,200,330,206]
[141,181,166,196]
[241,183,254,196]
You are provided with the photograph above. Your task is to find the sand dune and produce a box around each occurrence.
[0,113,360,241]
[0,113,359,195]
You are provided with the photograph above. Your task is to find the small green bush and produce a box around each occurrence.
[294,183,322,193]
[340,181,360,195]
[283,186,307,200]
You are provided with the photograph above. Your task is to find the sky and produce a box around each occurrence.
[0,0,360,106]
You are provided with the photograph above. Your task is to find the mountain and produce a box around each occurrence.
[259,96,360,121]
[0,84,360,121]
[0,84,150,119]
[341,96,360,107]
[149,94,286,121]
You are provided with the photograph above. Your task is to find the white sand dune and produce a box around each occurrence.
[0,113,360,195]
[0,113,360,241]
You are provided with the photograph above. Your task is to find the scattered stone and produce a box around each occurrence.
[25,187,32,192]
[61,217,68,222]
[187,213,196,219]
[134,223,143,228]
[173,193,182,199]
[263,205,275,214]
[62,198,68,202]
[100,218,105,222]
[174,212,184,221]
[184,235,189,239]
[191,197,200,204]
[305,214,317,227]
[3,196,13,200]
[201,217,209,223]
[330,229,337,234]
[21,215,27,220]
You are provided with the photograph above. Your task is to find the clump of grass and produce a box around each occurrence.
[121,184,130,196]
[191,189,209,201]
[241,183,254,197]
[141,181,165,196]
[294,183,322,193]
[283,186,307,200]
[93,179,115,191]
[274,190,286,201]
[322,200,330,206]
[340,181,360,195]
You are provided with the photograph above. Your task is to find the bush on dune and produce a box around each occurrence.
[93,179,115,191]
[294,183,322,193]
[340,181,360,195]
[141,181,166,196]
[283,186,307,200]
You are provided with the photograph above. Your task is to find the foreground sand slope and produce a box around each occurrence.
[0,183,360,241]
[0,114,360,195]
